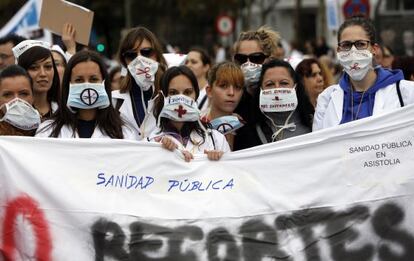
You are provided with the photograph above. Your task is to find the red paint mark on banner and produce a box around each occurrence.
[2,195,52,261]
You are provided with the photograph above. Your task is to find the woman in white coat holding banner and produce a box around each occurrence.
[148,65,230,162]
[313,16,414,131]
[36,50,137,139]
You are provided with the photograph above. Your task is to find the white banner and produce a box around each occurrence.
[0,0,52,43]
[1,105,414,260]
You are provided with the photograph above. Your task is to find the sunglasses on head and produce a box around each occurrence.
[122,47,155,60]
[234,52,268,65]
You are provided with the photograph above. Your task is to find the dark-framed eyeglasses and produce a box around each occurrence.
[338,40,371,51]
[122,47,155,60]
[233,52,268,65]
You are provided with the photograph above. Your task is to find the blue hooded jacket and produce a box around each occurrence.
[339,67,404,124]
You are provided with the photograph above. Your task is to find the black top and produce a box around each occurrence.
[130,81,153,127]
[77,119,96,138]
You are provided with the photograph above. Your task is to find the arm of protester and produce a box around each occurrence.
[62,23,77,56]
[204,150,224,161]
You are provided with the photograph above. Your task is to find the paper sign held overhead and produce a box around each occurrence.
[39,0,94,46]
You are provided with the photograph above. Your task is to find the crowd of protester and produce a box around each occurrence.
[1,15,414,161]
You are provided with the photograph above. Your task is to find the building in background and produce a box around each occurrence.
[239,0,413,57]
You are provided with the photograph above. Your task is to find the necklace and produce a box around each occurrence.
[351,87,367,121]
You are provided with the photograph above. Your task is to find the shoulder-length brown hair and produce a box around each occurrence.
[46,50,125,139]
[117,27,167,94]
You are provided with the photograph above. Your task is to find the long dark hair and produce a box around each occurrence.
[47,50,124,138]
[18,46,60,104]
[153,65,206,141]
[118,26,167,94]
[253,58,314,128]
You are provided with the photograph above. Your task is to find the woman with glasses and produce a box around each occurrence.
[113,27,168,139]
[313,16,414,131]
[233,27,281,127]
[233,59,313,150]
[233,26,280,94]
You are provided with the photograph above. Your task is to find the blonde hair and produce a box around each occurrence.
[233,26,281,58]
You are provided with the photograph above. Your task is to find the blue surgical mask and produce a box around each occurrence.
[67,81,110,112]
[241,62,262,86]
[209,115,244,135]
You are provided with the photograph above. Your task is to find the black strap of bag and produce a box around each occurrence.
[396,80,404,107]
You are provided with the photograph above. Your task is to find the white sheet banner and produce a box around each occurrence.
[1,105,414,260]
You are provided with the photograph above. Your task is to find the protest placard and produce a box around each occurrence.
[39,0,94,45]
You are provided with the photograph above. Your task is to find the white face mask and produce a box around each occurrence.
[128,55,159,91]
[337,46,373,81]
[159,94,200,122]
[241,62,262,86]
[259,87,298,112]
[0,98,41,130]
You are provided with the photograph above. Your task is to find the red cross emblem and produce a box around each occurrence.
[174,105,187,118]
[350,63,360,70]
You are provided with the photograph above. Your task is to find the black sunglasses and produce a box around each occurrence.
[122,47,155,60]
[234,52,268,65]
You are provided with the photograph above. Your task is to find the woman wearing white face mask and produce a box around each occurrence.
[0,65,40,136]
[313,16,414,131]
[233,26,280,94]
[148,66,230,162]
[232,27,281,132]
[35,50,137,139]
[234,59,313,150]
[113,27,168,140]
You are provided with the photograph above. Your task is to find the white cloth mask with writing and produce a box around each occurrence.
[159,94,200,122]
[337,46,373,81]
[128,55,159,91]
[259,87,298,112]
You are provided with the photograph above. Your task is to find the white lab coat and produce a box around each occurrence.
[35,119,139,140]
[313,80,414,131]
[112,90,156,140]
[148,128,230,154]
